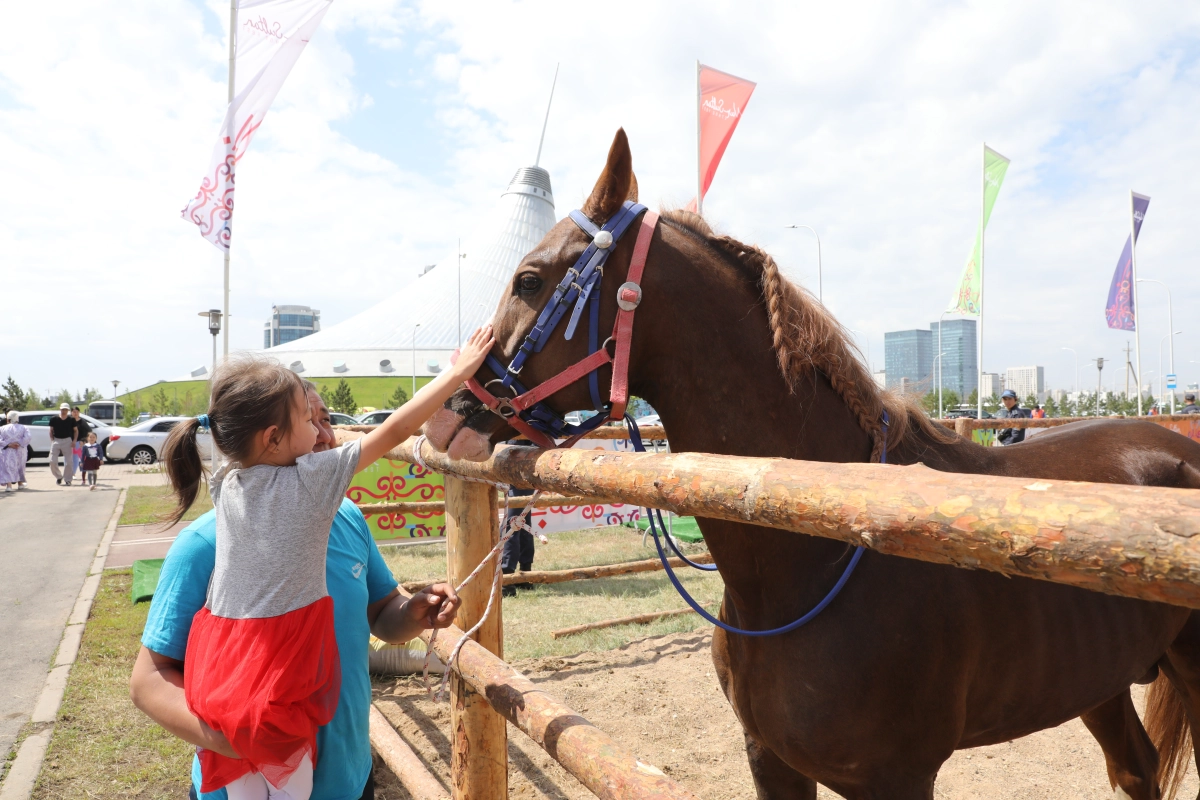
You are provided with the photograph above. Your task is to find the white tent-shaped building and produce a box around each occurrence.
[264,166,556,380]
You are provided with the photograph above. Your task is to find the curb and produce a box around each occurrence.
[0,488,126,800]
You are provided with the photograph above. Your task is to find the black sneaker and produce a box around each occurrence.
[56,478,62,485]
[502,585,517,598]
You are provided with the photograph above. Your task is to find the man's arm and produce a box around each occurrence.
[367,584,461,645]
[129,647,239,758]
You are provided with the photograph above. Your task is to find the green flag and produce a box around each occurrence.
[949,145,1010,316]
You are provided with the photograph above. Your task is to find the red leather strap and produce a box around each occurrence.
[463,375,557,449]
[512,347,612,412]
[608,210,658,419]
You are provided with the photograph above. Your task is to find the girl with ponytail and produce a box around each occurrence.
[163,326,494,800]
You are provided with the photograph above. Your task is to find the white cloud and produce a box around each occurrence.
[2,0,1199,398]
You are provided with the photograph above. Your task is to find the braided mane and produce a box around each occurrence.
[659,209,954,462]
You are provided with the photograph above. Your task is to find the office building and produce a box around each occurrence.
[264,305,321,349]
[928,318,977,398]
[884,329,932,394]
[980,373,1003,398]
[1005,366,1045,402]
[872,370,886,390]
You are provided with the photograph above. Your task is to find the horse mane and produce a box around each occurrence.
[659,209,955,462]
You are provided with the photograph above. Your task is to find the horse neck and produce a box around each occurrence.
[628,234,876,620]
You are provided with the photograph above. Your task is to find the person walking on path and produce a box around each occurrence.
[994,389,1029,446]
[80,432,103,490]
[48,403,77,485]
[1182,393,1200,414]
[71,408,92,479]
[501,484,536,596]
[0,410,31,491]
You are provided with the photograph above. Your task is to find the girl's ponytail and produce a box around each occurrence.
[162,416,205,526]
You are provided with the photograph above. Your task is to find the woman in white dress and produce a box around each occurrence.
[0,410,31,491]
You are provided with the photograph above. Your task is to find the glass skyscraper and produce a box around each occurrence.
[928,318,978,398]
[263,305,321,349]
[884,329,932,393]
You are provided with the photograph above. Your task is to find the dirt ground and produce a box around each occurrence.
[373,629,1199,800]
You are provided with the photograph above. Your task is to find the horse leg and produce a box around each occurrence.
[743,734,817,800]
[1150,614,1200,800]
[1079,690,1160,799]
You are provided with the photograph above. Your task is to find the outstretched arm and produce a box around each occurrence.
[356,325,495,470]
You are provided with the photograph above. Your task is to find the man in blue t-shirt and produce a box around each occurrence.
[131,387,459,800]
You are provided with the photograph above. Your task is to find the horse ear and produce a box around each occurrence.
[627,172,639,202]
[582,129,633,221]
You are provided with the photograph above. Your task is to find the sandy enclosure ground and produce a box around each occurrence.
[373,630,1199,800]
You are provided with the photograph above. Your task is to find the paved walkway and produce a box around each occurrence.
[0,460,145,775]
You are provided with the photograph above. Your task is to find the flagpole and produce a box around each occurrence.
[223,0,237,359]
[977,143,985,420]
[1130,190,1143,416]
[696,60,703,216]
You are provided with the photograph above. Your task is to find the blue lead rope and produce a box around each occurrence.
[627,411,888,637]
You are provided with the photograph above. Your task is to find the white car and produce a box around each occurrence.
[105,417,214,465]
[17,411,115,462]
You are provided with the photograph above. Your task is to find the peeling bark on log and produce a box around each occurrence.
[551,608,699,639]
[418,623,702,800]
[401,553,715,594]
[369,705,450,800]
[332,424,667,440]
[334,434,1200,611]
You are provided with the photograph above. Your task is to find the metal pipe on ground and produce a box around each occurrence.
[417,621,702,800]
[332,434,1200,611]
[369,705,450,800]
[401,553,715,595]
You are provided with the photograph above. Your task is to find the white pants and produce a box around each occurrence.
[49,438,75,484]
[224,753,313,800]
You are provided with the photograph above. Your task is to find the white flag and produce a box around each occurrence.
[182,0,331,250]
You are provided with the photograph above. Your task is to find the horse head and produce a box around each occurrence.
[425,129,644,460]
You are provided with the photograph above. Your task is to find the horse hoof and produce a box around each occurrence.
[425,408,464,452]
[447,428,493,462]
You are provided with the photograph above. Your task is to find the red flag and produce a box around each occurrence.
[694,63,756,212]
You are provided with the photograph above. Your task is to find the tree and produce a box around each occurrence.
[149,387,172,416]
[387,384,409,408]
[921,389,959,415]
[22,388,40,411]
[79,388,104,404]
[1043,395,1060,417]
[328,380,357,415]
[1,376,23,411]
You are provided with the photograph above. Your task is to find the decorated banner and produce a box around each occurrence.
[349,436,649,542]
[690,63,756,212]
[182,0,331,250]
[1105,192,1151,331]
[949,145,1011,315]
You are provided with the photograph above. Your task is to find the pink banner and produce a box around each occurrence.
[695,63,756,209]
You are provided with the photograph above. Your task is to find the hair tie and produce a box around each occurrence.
[197,414,210,429]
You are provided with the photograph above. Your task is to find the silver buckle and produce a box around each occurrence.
[616,282,642,311]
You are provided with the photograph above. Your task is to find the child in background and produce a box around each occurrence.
[160,326,493,800]
[80,433,103,490]
[72,437,84,486]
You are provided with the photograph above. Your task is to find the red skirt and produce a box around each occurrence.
[185,596,341,792]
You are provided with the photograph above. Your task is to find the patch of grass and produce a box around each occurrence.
[32,570,194,800]
[382,525,725,660]
[119,485,212,526]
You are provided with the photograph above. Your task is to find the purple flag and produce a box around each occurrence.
[1105,192,1151,331]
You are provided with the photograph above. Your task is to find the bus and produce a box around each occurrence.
[86,400,125,424]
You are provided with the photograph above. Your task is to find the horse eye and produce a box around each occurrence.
[517,274,542,294]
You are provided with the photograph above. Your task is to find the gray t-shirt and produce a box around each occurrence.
[206,440,361,619]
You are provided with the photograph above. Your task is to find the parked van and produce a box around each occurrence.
[87,400,125,424]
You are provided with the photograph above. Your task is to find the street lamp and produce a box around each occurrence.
[1139,278,1177,413]
[1061,347,1079,394]
[784,225,822,302]
[197,309,222,470]
[932,352,948,418]
[111,380,120,425]
[1159,330,1182,411]
[412,323,422,398]
[1093,357,1105,416]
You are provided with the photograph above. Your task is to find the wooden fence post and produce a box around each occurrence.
[444,476,507,800]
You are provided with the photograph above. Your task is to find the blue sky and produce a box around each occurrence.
[2,0,1199,399]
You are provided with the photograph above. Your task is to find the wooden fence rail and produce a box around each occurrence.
[333,433,1200,611]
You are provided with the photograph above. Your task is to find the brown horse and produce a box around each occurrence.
[425,129,1200,799]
